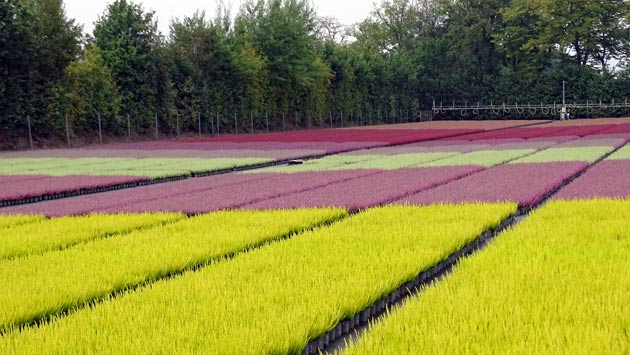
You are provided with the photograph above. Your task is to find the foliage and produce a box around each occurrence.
[93,0,165,133]
[0,212,184,260]
[342,199,630,354]
[0,208,345,331]
[421,149,536,167]
[0,157,274,177]
[0,204,514,353]
[2,0,630,145]
[608,145,630,160]
[511,146,614,163]
[0,215,44,229]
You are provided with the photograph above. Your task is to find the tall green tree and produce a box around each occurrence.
[498,0,630,71]
[0,0,36,139]
[93,0,167,132]
[0,0,81,141]
[236,0,331,125]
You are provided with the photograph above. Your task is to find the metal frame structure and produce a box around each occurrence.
[432,99,630,117]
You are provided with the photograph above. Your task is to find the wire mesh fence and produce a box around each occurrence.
[10,108,436,149]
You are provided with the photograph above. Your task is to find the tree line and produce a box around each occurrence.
[2,0,630,145]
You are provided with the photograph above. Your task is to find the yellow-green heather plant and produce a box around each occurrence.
[341,199,630,355]
[0,213,185,260]
[0,215,44,230]
[0,208,345,331]
[607,145,630,160]
[0,203,515,354]
[511,146,614,164]
[0,158,273,177]
[420,149,535,167]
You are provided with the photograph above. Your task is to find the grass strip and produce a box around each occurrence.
[0,213,185,260]
[420,149,534,167]
[0,203,515,354]
[0,208,345,332]
[511,146,614,164]
[341,199,630,354]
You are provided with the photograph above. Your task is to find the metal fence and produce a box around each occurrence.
[16,108,436,149]
[432,99,630,119]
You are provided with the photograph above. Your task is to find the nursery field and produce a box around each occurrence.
[1,118,630,354]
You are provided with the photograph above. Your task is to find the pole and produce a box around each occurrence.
[282,112,285,131]
[127,114,131,142]
[266,111,269,133]
[27,115,33,150]
[97,112,103,144]
[176,112,180,138]
[64,114,70,147]
[250,112,254,134]
[198,112,202,136]
[217,112,220,134]
[295,111,299,129]
[329,111,333,127]
[234,111,238,134]
[209,112,214,136]
[340,110,344,128]
[562,81,566,107]
[154,113,159,140]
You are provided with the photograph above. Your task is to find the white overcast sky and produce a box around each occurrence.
[65,0,376,36]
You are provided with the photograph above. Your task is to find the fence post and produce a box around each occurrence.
[27,115,33,149]
[127,114,131,142]
[176,112,180,138]
[97,112,103,144]
[64,114,70,147]
[154,113,159,140]
[27,115,34,149]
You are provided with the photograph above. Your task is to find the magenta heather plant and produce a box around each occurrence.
[554,160,630,200]
[0,175,50,185]
[397,162,588,207]
[91,170,380,215]
[0,173,279,216]
[245,166,484,211]
[0,176,149,203]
